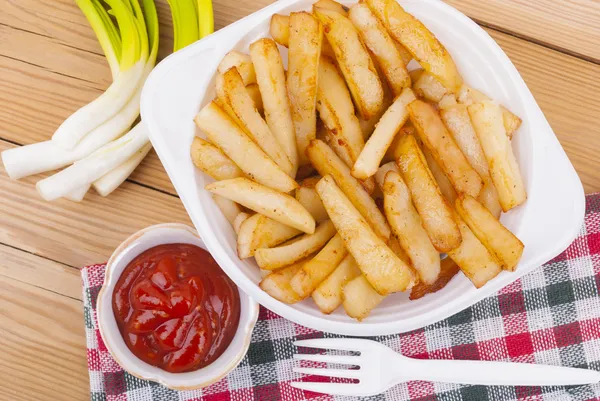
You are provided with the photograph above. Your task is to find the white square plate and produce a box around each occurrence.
[141,0,585,335]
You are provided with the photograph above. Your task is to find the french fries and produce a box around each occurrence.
[212,194,242,227]
[312,254,361,314]
[237,213,301,258]
[422,146,457,206]
[447,214,502,288]
[250,38,298,174]
[254,219,336,270]
[438,93,457,109]
[217,51,256,85]
[314,7,384,120]
[457,85,522,138]
[409,257,460,300]
[348,3,411,96]
[342,275,385,321]
[290,234,348,298]
[233,212,252,235]
[352,88,415,180]
[395,134,461,252]
[190,137,243,181]
[195,102,297,192]
[410,69,448,103]
[409,100,483,197]
[468,101,526,211]
[365,0,463,92]
[374,161,399,190]
[383,171,441,284]
[316,175,416,295]
[205,178,314,234]
[384,125,415,163]
[259,261,305,304]
[295,179,329,223]
[245,84,264,115]
[217,67,294,176]
[456,195,524,271]
[269,14,336,59]
[314,0,348,16]
[288,12,323,165]
[307,140,391,240]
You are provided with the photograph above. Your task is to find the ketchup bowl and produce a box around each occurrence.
[97,223,259,390]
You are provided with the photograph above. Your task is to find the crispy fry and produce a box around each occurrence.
[237,213,301,259]
[359,89,394,139]
[259,261,305,304]
[343,275,385,320]
[314,7,384,120]
[190,137,243,181]
[288,12,322,165]
[422,146,457,206]
[468,101,526,211]
[410,69,448,103]
[212,194,242,227]
[290,234,348,298]
[447,213,502,288]
[316,175,416,294]
[195,102,297,192]
[245,83,264,115]
[348,3,411,96]
[365,0,462,91]
[233,212,252,235]
[456,195,524,271]
[308,140,391,240]
[254,219,336,270]
[374,161,399,190]
[383,170,441,284]
[269,14,336,58]
[409,100,483,197]
[296,183,329,223]
[395,134,461,252]
[314,0,348,16]
[218,50,256,85]
[438,93,457,109]
[312,254,361,314]
[352,88,415,180]
[250,38,298,174]
[387,235,413,267]
[384,125,415,163]
[409,257,460,300]
[206,178,314,234]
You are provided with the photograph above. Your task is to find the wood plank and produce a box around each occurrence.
[0,140,190,268]
[444,0,600,62]
[0,276,88,401]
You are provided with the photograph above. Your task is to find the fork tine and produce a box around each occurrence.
[289,381,363,396]
[293,353,360,365]
[294,338,363,351]
[294,367,362,379]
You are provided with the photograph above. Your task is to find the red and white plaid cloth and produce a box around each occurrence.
[81,194,600,401]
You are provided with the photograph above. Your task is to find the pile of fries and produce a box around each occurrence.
[192,0,526,321]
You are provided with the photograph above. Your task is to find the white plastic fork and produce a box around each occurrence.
[291,338,600,397]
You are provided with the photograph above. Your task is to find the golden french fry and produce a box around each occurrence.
[314,0,348,16]
[447,213,502,288]
[468,101,526,211]
[374,161,399,190]
[343,275,385,320]
[290,234,348,298]
[190,137,243,181]
[245,83,264,115]
[409,257,460,300]
[314,7,384,120]
[212,194,242,227]
[288,12,322,165]
[395,134,461,252]
[218,51,256,85]
[365,0,463,92]
[352,88,416,180]
[457,85,522,138]
[233,212,252,235]
[316,175,416,295]
[312,254,361,314]
[195,102,297,193]
[269,14,336,58]
[308,140,391,240]
[254,219,336,270]
[387,235,413,267]
[438,93,457,109]
[237,213,301,259]
[359,88,394,140]
[422,146,457,206]
[259,261,305,304]
[478,180,503,219]
[384,125,415,163]
[250,38,298,175]
[348,3,411,96]
[456,195,524,271]
[217,68,293,176]
[296,184,329,223]
[409,100,483,197]
[206,178,314,234]
[409,69,448,103]
[383,170,441,284]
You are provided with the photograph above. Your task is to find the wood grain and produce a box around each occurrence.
[444,0,600,62]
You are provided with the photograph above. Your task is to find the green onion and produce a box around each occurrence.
[197,0,214,38]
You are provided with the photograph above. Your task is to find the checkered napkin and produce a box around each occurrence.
[81,194,600,401]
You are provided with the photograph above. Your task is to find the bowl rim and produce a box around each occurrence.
[96,223,260,390]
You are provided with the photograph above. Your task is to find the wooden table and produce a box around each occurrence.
[0,0,598,399]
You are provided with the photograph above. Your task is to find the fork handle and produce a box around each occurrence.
[403,358,600,386]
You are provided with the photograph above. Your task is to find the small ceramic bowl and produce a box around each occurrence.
[97,223,259,390]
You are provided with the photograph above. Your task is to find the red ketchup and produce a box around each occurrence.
[112,244,240,373]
